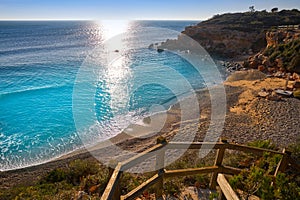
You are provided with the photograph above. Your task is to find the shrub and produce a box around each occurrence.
[230,153,300,200]
[40,168,67,184]
[248,140,276,150]
[67,159,101,185]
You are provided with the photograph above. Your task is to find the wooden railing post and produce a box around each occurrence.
[102,163,123,200]
[155,138,166,198]
[217,174,239,200]
[274,148,289,176]
[209,139,227,190]
[108,161,122,200]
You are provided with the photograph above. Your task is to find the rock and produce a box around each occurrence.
[89,185,99,193]
[267,67,276,73]
[293,81,300,89]
[293,90,300,99]
[226,70,266,82]
[274,71,284,78]
[266,93,282,101]
[75,191,89,200]
[258,65,265,72]
[258,91,269,98]
[157,48,164,53]
[274,89,293,97]
[249,60,259,69]
[262,58,271,67]
[258,53,264,61]
[243,60,250,68]
[275,58,284,68]
[148,44,154,49]
[292,73,300,80]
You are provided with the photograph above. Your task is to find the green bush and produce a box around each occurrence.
[248,140,276,150]
[0,159,104,200]
[40,168,67,184]
[164,178,184,196]
[67,159,101,185]
[288,137,300,161]
[230,153,300,200]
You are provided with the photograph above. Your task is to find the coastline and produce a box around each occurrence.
[1,70,299,189]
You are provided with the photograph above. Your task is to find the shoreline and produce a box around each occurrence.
[1,70,300,189]
[0,83,213,173]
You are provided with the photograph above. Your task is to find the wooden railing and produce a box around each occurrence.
[101,139,299,200]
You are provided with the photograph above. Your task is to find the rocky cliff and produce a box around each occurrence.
[245,29,300,73]
[182,24,265,58]
[160,9,300,59]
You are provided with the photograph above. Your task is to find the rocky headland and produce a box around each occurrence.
[160,9,300,59]
[158,9,300,97]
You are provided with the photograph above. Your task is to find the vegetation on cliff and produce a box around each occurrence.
[263,38,300,73]
[200,9,300,32]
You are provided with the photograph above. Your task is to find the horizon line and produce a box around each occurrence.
[0,18,203,21]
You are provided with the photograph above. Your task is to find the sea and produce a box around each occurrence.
[0,20,222,171]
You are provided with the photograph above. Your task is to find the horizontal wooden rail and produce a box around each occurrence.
[220,166,243,175]
[167,142,225,150]
[121,143,166,171]
[164,166,218,178]
[225,143,285,156]
[167,142,287,156]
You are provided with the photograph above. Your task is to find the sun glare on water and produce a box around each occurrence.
[98,20,129,40]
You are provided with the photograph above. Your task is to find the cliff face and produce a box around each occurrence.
[266,29,300,47]
[182,25,265,58]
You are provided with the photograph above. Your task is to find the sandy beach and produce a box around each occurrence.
[1,70,299,189]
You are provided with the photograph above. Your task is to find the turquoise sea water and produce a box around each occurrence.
[0,20,219,171]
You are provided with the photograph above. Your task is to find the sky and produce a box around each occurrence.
[0,0,299,20]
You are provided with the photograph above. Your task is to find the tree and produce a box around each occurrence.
[271,7,279,13]
[249,6,255,12]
